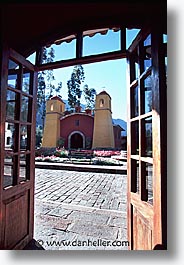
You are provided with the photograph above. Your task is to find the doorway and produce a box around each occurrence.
[70,133,83,149]
[33,56,128,250]
[0,26,167,250]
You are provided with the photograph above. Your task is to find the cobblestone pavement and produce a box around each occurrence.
[34,168,128,250]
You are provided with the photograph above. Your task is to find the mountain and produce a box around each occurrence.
[113,118,127,136]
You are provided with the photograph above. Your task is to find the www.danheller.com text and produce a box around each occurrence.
[36,239,129,248]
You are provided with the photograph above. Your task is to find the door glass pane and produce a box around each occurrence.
[130,55,139,82]
[44,39,76,62]
[131,121,139,155]
[142,117,152,157]
[144,34,151,46]
[163,34,167,43]
[26,52,36,64]
[131,159,139,193]
[142,162,153,205]
[5,122,18,152]
[8,72,18,89]
[83,29,120,56]
[165,56,167,82]
[146,163,153,204]
[21,96,31,122]
[131,86,139,118]
[22,69,31,94]
[6,90,19,120]
[20,125,31,151]
[141,75,152,114]
[135,62,139,80]
[4,165,14,188]
[143,34,152,71]
[3,154,18,188]
[8,60,19,89]
[126,28,140,49]
[19,154,30,183]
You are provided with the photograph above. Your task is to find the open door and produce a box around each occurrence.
[127,27,167,250]
[0,47,37,249]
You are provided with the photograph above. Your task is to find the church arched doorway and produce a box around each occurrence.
[71,133,83,149]
[68,131,85,149]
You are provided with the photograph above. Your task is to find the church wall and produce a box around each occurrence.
[93,109,115,148]
[113,126,122,149]
[60,114,94,149]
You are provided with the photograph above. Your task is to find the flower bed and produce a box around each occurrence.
[35,155,124,166]
[35,147,56,157]
[54,149,69,158]
[35,155,68,163]
[93,150,121,157]
[35,148,126,166]
[92,157,124,166]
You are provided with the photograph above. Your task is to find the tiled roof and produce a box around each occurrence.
[50,96,65,103]
[98,90,111,98]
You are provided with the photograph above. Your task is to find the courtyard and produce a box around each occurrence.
[34,168,128,250]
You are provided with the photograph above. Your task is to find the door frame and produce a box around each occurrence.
[0,25,166,250]
[0,45,38,249]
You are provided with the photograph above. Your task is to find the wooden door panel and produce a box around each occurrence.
[4,190,29,249]
[133,207,152,250]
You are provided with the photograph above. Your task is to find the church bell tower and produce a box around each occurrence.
[42,96,65,147]
[92,91,115,149]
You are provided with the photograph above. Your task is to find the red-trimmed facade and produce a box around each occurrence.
[60,113,94,149]
[113,125,122,149]
[60,112,123,149]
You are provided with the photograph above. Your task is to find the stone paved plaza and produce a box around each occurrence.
[34,168,128,250]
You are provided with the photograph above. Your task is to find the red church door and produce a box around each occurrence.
[70,133,83,149]
[126,27,167,250]
[0,47,37,249]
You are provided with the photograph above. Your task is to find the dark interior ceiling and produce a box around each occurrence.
[1,1,167,57]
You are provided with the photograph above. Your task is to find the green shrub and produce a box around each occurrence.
[35,147,56,157]
[57,137,65,149]
[54,149,69,158]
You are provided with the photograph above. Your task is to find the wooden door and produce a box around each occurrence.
[0,47,37,249]
[127,27,167,250]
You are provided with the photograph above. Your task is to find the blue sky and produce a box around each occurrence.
[28,28,140,121]
[52,58,127,120]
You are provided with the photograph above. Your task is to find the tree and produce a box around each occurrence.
[83,84,96,110]
[36,126,43,147]
[67,65,85,110]
[45,47,56,99]
[37,71,46,129]
[55,81,62,98]
[145,76,152,112]
[37,47,47,129]
[36,47,63,130]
